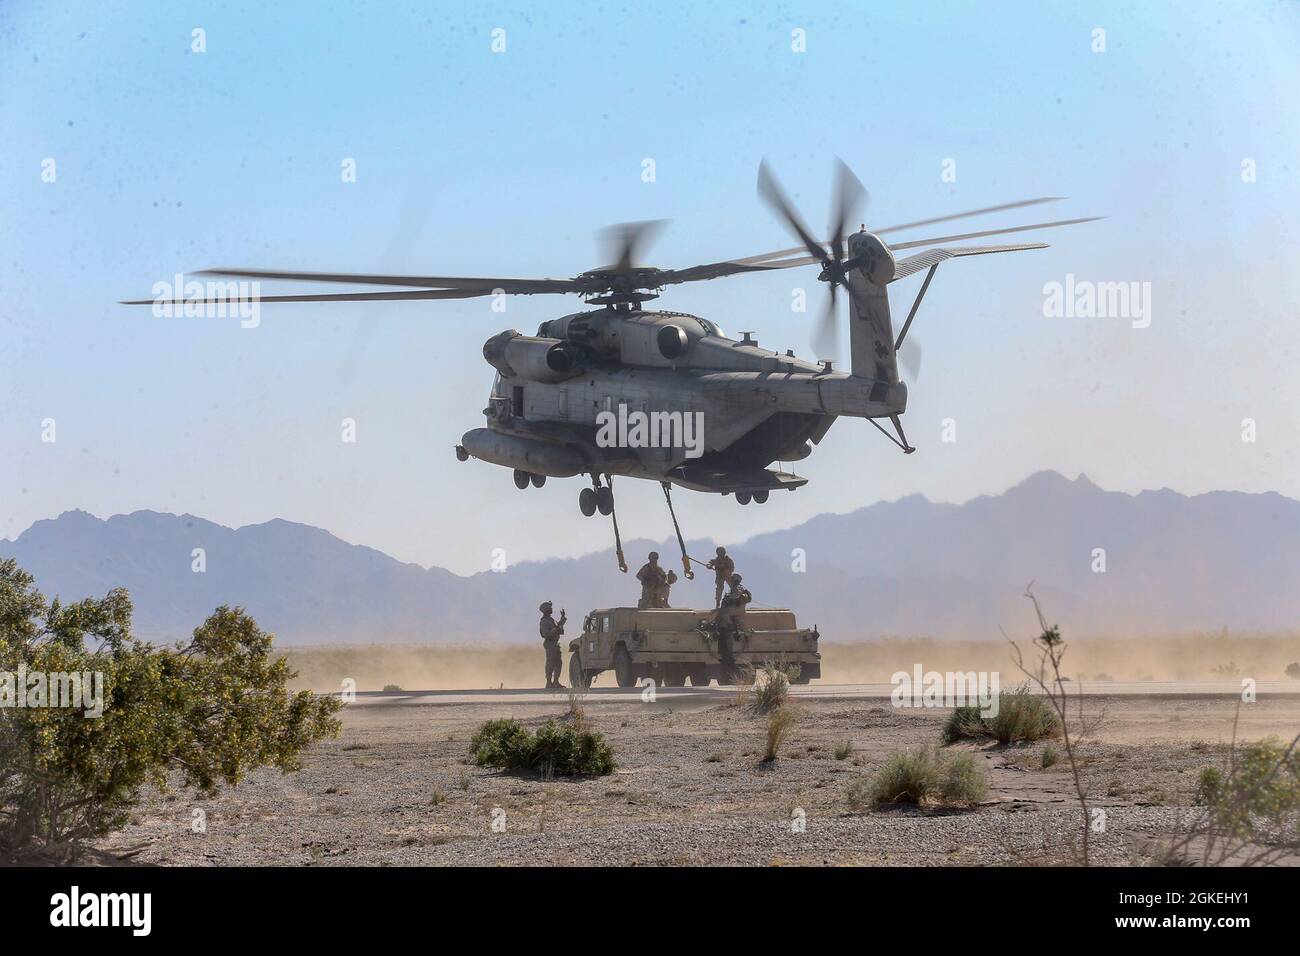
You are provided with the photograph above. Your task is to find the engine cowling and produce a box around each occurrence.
[847,231,896,286]
[482,330,583,383]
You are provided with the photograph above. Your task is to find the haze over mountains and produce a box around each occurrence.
[4,471,1297,645]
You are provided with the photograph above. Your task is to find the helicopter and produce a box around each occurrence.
[122,160,1099,577]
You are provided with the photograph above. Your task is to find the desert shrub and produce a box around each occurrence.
[940,686,1060,745]
[988,688,1060,743]
[382,683,403,693]
[0,560,341,861]
[940,753,988,806]
[751,662,794,714]
[833,740,853,761]
[941,705,989,744]
[761,706,798,763]
[1041,743,1060,768]
[856,745,987,808]
[468,718,533,767]
[1286,662,1300,680]
[468,718,614,777]
[1195,738,1300,841]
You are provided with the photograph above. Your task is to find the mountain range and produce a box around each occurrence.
[4,471,1297,644]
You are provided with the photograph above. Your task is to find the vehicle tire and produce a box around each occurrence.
[689,667,710,687]
[579,487,597,516]
[613,647,636,688]
[596,486,614,516]
[791,671,812,685]
[736,492,752,505]
[513,469,531,490]
[661,666,685,687]
[753,489,769,504]
[530,473,546,488]
[569,654,589,689]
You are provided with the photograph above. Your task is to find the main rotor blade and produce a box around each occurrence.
[829,158,866,263]
[195,268,582,294]
[757,160,827,264]
[598,219,669,273]
[887,216,1103,251]
[873,197,1064,236]
[119,288,493,306]
[733,197,1072,265]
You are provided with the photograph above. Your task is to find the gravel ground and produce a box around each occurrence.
[93,692,1300,866]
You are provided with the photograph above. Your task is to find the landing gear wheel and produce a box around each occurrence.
[455,445,469,462]
[736,492,752,505]
[596,486,614,516]
[513,469,531,490]
[613,647,636,688]
[753,490,769,504]
[569,654,590,690]
[530,473,546,488]
[579,487,597,517]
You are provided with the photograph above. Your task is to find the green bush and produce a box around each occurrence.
[0,559,341,861]
[1195,738,1300,841]
[469,718,614,777]
[941,685,1060,745]
[850,745,987,809]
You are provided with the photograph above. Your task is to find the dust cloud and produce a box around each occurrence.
[286,634,1300,692]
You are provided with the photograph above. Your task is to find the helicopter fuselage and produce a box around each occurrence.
[460,306,906,495]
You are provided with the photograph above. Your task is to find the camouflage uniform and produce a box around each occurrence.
[539,601,566,688]
[706,547,735,608]
[715,573,752,682]
[636,552,667,609]
[659,570,678,608]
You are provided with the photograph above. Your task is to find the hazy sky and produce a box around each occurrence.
[3,1,1298,575]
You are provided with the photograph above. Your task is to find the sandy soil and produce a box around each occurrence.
[94,687,1300,867]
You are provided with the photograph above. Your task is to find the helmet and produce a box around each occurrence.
[715,546,726,556]
[730,573,743,585]
[539,601,553,613]
[649,551,659,560]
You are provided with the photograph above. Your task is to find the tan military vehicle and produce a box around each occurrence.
[567,606,820,688]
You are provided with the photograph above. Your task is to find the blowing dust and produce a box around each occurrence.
[286,634,1300,692]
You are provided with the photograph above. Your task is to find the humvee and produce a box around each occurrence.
[567,606,821,688]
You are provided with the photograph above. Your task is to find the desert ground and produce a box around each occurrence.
[92,644,1300,866]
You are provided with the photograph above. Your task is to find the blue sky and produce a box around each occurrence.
[3,0,1298,573]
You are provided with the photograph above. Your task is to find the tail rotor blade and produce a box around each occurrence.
[812,284,839,361]
[899,336,922,381]
[829,158,867,262]
[757,160,827,264]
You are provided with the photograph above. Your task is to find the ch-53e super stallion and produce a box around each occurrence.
[123,160,1097,577]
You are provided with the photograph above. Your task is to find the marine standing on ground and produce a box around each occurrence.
[539,601,566,689]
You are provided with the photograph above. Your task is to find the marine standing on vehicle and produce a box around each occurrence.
[706,546,735,608]
[636,551,667,609]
